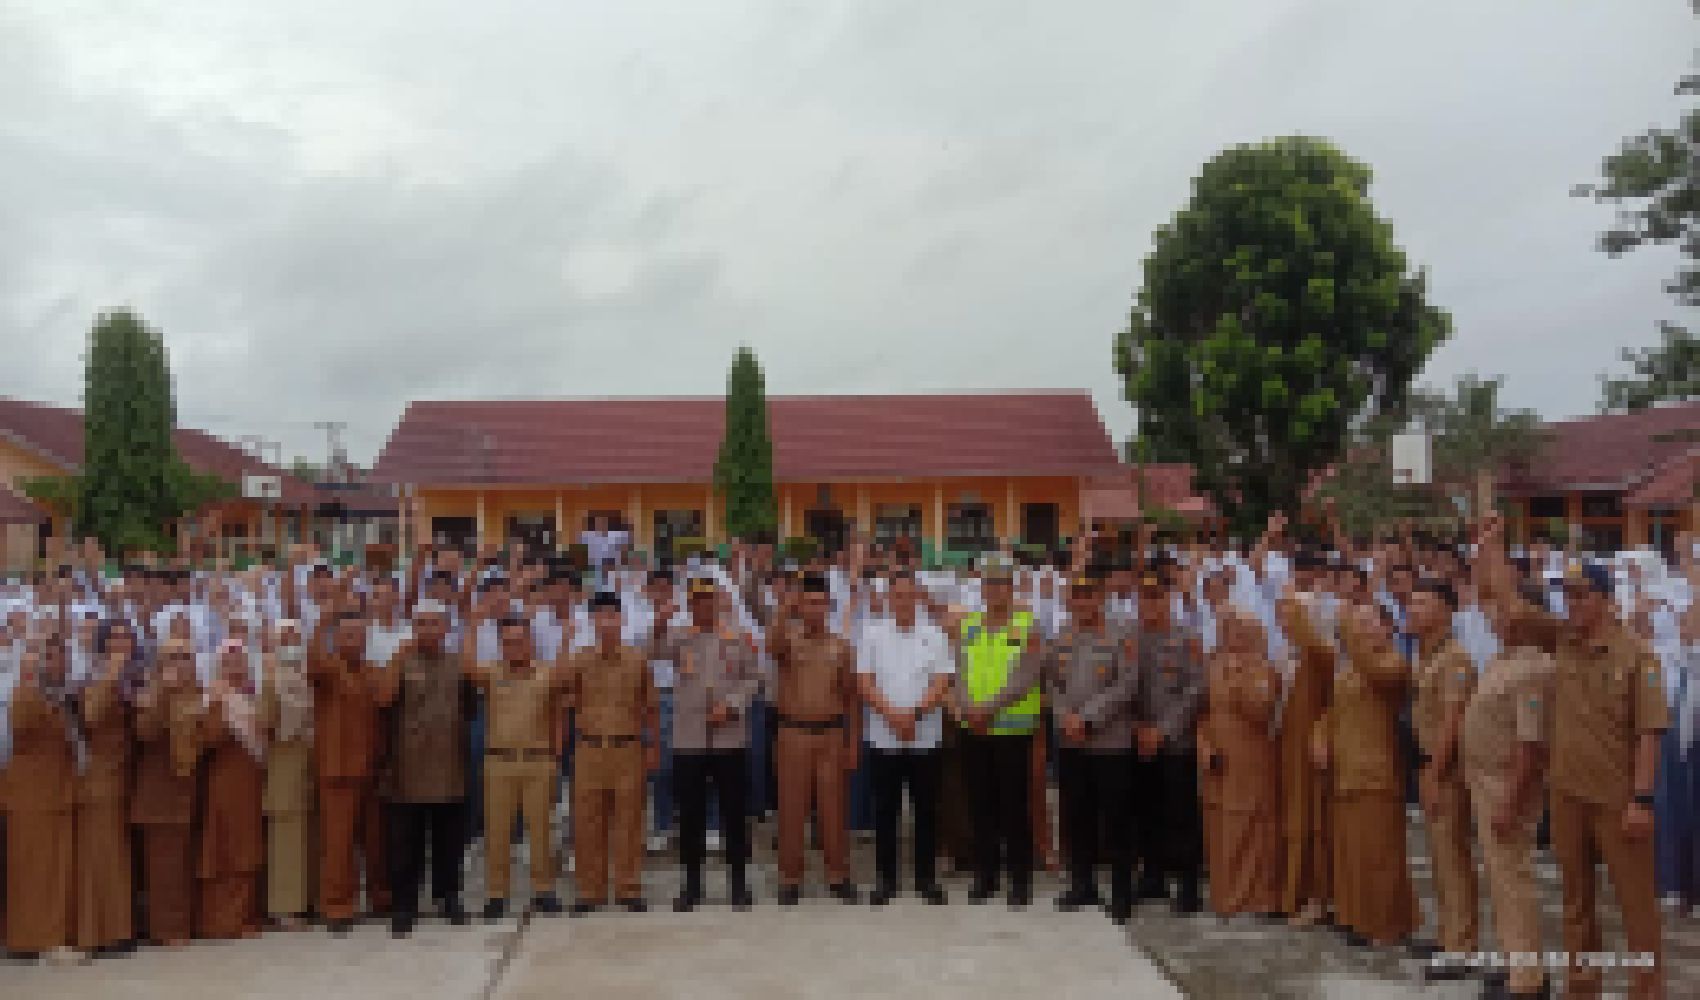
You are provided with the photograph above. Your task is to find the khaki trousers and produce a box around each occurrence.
[75,800,133,949]
[573,745,644,904]
[317,779,375,921]
[1549,791,1663,1000]
[267,810,316,917]
[140,823,194,943]
[1468,776,1546,995]
[776,728,849,887]
[1423,778,1479,955]
[5,807,73,953]
[484,756,557,900]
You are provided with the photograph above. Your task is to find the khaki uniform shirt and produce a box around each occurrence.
[770,622,856,722]
[76,672,130,805]
[658,627,759,752]
[483,663,565,751]
[1461,645,1556,812]
[1035,626,1138,753]
[310,651,377,782]
[1137,626,1206,753]
[385,649,467,801]
[1206,652,1280,813]
[1320,633,1408,798]
[1412,638,1475,764]
[567,646,654,740]
[1550,623,1669,806]
[5,684,76,814]
[131,686,203,825]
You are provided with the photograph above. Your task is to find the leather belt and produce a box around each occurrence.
[778,714,845,733]
[578,735,640,748]
[486,748,554,762]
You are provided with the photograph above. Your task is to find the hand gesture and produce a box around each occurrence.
[1136,724,1162,760]
[1622,800,1654,841]
[1061,711,1086,745]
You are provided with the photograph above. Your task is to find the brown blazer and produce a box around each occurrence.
[6,684,77,814]
[130,687,202,826]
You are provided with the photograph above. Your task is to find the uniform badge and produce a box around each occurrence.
[1097,664,1108,680]
[1527,696,1541,709]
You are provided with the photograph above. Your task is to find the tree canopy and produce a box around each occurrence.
[713,346,778,542]
[1580,2,1698,411]
[1115,136,1450,534]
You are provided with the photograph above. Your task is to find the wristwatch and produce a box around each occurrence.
[1633,792,1655,807]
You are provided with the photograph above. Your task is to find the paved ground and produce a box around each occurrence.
[3,810,1697,999]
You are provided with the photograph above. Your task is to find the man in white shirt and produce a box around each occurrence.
[857,570,955,905]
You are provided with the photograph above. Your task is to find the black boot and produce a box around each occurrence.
[869,881,898,906]
[967,878,997,904]
[481,898,507,922]
[1135,870,1168,903]
[1055,883,1101,912]
[829,881,861,904]
[441,896,469,926]
[1172,875,1203,915]
[917,882,949,906]
[674,879,703,913]
[389,911,416,937]
[1007,880,1032,909]
[532,892,563,916]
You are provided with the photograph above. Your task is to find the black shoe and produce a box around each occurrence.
[731,884,754,911]
[869,883,897,906]
[482,899,507,922]
[569,901,600,917]
[389,912,416,937]
[1341,930,1369,949]
[442,898,469,926]
[1406,938,1440,959]
[1107,898,1133,924]
[1007,884,1032,909]
[619,898,647,913]
[532,893,563,916]
[917,883,948,906]
[327,918,354,936]
[967,880,997,904]
[673,888,701,913]
[1173,880,1203,915]
[829,882,860,904]
[777,886,801,906]
[1135,876,1168,902]
[1055,885,1102,912]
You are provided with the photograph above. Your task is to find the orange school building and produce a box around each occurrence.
[372,392,1123,562]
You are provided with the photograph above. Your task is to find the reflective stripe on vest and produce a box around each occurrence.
[961,610,1040,734]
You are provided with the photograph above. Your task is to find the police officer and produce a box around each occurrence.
[654,578,760,911]
[1134,561,1207,913]
[952,558,1042,908]
[1549,563,1668,1000]
[1039,570,1141,922]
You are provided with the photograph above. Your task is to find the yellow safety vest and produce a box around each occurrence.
[960,610,1041,735]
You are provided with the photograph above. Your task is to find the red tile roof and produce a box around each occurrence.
[0,483,45,525]
[373,392,1121,485]
[1500,401,1700,495]
[0,398,314,505]
[1624,449,1698,508]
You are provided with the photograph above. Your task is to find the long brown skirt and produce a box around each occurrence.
[198,873,259,939]
[141,823,195,944]
[75,800,134,948]
[1330,791,1415,944]
[1212,806,1283,915]
[5,808,74,953]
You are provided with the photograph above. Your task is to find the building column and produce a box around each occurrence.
[705,485,718,545]
[855,484,870,542]
[554,491,565,552]
[781,487,794,540]
[1627,507,1647,549]
[1564,493,1582,552]
[1004,479,1017,546]
[629,486,644,556]
[475,490,487,550]
[931,481,945,556]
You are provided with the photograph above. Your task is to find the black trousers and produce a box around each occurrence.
[1149,750,1204,882]
[869,747,940,888]
[1128,755,1163,881]
[958,731,1033,890]
[1057,747,1134,900]
[675,750,749,886]
[387,800,467,915]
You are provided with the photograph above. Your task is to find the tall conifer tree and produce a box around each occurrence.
[713,347,778,541]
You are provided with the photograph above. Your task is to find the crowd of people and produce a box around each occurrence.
[0,505,1696,1000]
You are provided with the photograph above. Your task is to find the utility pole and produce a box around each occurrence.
[314,421,348,484]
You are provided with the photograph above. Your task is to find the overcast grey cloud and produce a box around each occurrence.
[0,0,1692,465]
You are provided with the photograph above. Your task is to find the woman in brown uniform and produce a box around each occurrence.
[197,641,267,939]
[1314,602,1416,947]
[1205,609,1283,916]
[4,642,78,958]
[131,638,205,946]
[75,621,139,954]
[262,620,316,928]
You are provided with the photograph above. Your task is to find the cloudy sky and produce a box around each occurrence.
[1,1,1693,466]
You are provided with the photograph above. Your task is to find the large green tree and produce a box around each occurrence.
[713,346,778,541]
[1115,136,1450,534]
[1580,1,1698,411]
[26,309,234,557]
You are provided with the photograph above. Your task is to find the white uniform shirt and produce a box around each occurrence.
[856,616,955,750]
